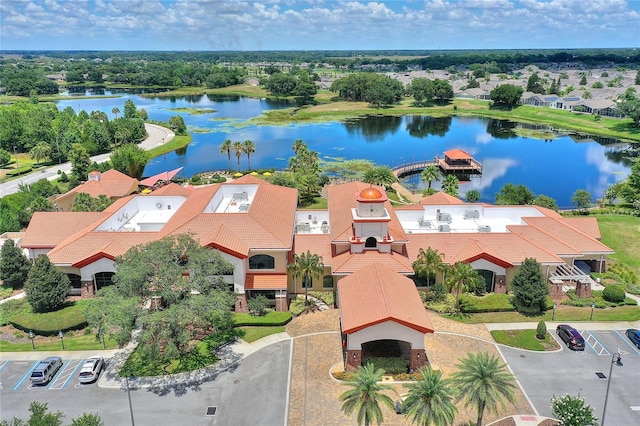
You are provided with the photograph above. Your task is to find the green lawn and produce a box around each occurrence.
[237,326,286,343]
[0,333,118,352]
[490,329,560,351]
[596,215,640,279]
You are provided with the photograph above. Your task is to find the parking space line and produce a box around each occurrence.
[0,360,10,372]
[62,359,85,389]
[583,330,610,355]
[13,361,39,391]
[614,330,640,355]
[49,359,81,390]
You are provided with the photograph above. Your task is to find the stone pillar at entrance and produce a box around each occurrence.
[275,295,288,311]
[576,281,592,298]
[410,349,426,372]
[81,280,94,298]
[494,276,507,294]
[235,294,248,313]
[345,349,362,372]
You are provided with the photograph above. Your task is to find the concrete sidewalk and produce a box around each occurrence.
[485,320,640,332]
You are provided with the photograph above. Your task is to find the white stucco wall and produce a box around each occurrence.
[346,320,425,350]
[80,258,117,281]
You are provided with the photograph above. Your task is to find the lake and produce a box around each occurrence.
[57,93,632,209]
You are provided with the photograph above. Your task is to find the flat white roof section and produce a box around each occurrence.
[96,196,186,232]
[205,184,259,214]
[397,204,546,234]
[294,211,331,234]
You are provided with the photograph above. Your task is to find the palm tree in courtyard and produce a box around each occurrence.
[288,250,324,303]
[242,140,256,170]
[220,139,232,171]
[441,174,459,198]
[446,261,481,308]
[412,247,444,287]
[402,366,457,426]
[339,363,396,426]
[232,140,243,171]
[451,352,517,426]
[420,165,441,190]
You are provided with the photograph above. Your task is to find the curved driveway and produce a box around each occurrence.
[0,124,174,198]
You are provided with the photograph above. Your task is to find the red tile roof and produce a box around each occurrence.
[54,169,138,200]
[444,149,472,160]
[339,263,434,334]
[21,212,107,248]
[331,249,414,275]
[563,217,602,240]
[419,192,464,205]
[245,273,287,290]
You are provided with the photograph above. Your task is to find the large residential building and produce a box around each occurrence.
[22,175,613,310]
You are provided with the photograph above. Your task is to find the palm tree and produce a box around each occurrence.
[288,250,324,302]
[29,142,51,166]
[232,141,243,171]
[441,174,459,197]
[242,140,256,170]
[402,366,457,426]
[220,139,232,171]
[451,352,517,426]
[111,107,120,119]
[363,166,397,189]
[412,247,444,287]
[446,262,480,307]
[420,165,441,190]
[339,363,396,426]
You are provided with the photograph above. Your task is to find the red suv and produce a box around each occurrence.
[556,324,585,351]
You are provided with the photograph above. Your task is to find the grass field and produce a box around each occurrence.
[596,214,640,279]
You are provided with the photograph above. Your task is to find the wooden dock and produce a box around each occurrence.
[392,154,482,179]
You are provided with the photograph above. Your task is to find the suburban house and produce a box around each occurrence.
[52,169,139,212]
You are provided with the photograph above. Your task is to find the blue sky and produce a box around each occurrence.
[2,0,639,51]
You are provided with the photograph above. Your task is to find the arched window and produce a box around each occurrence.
[249,254,275,270]
[323,275,334,289]
[94,272,115,290]
[365,237,377,248]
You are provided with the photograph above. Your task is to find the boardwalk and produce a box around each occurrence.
[392,155,482,179]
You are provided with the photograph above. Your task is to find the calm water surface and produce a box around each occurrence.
[57,93,631,209]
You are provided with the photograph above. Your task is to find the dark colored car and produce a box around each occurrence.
[626,329,640,349]
[556,324,585,351]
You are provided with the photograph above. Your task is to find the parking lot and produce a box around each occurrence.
[0,358,93,392]
[500,327,640,426]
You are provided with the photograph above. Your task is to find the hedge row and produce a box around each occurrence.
[9,301,88,336]
[6,166,33,176]
[232,311,292,327]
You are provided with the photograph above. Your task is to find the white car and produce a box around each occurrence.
[78,356,104,384]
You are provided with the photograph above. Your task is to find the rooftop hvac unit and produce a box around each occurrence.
[478,225,491,232]
[464,210,479,219]
[438,224,451,232]
[437,212,452,222]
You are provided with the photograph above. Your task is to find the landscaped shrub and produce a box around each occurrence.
[10,301,88,335]
[424,293,457,313]
[459,293,515,313]
[536,320,546,339]
[232,311,292,326]
[309,290,335,306]
[247,294,269,316]
[365,357,408,374]
[603,285,626,303]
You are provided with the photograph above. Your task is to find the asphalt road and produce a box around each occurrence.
[0,124,174,198]
[0,340,290,425]
[499,328,640,426]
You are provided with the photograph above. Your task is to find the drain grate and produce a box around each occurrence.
[206,406,217,416]
[595,372,607,379]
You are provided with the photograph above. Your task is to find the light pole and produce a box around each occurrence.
[125,369,136,426]
[59,330,65,350]
[552,303,557,321]
[590,302,595,321]
[13,145,19,170]
[601,352,622,426]
[29,330,35,349]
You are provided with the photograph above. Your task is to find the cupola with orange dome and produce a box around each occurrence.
[355,186,387,203]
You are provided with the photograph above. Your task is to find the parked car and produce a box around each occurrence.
[78,356,104,384]
[556,324,585,351]
[30,356,63,385]
[626,329,640,349]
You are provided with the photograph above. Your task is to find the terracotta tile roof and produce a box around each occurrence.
[338,263,434,334]
[327,182,407,242]
[563,217,602,240]
[406,233,564,266]
[444,149,472,160]
[507,224,582,257]
[245,273,287,290]
[21,212,107,248]
[331,250,414,275]
[54,169,138,200]
[151,183,194,196]
[292,234,333,266]
[48,232,156,266]
[523,217,613,254]
[419,192,464,205]
[451,239,513,268]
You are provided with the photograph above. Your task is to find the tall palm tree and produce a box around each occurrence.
[412,247,444,287]
[420,165,441,190]
[451,352,517,426]
[232,141,243,171]
[339,363,396,426]
[288,250,324,302]
[220,139,232,171]
[441,174,459,197]
[446,262,480,307]
[363,166,397,189]
[402,366,457,426]
[242,140,256,170]
[111,107,120,119]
